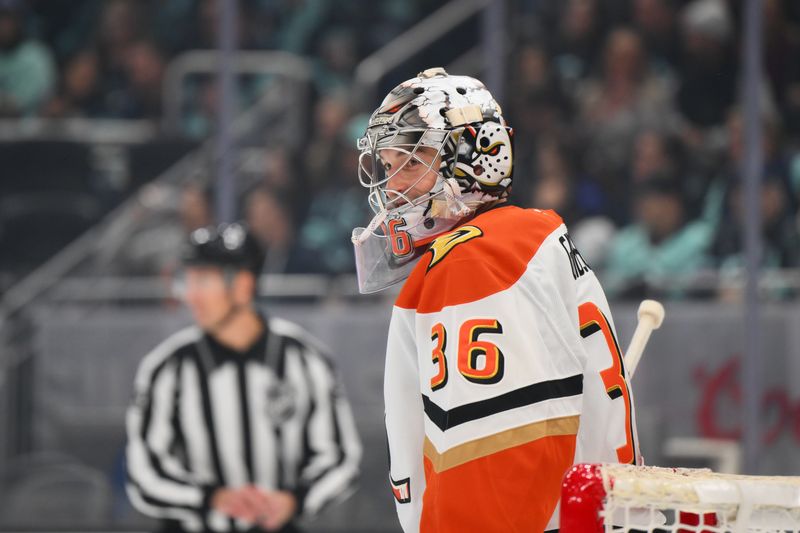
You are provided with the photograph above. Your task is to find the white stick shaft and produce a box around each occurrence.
[625,318,656,377]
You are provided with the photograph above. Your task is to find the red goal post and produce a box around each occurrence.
[560,463,800,532]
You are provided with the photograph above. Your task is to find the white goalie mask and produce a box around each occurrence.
[352,67,514,293]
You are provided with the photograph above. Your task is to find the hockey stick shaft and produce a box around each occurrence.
[625,300,665,378]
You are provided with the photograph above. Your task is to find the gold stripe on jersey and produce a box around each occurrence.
[423,415,579,474]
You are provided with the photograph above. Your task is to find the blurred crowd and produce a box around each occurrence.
[2,0,800,300]
[507,0,800,300]
[0,0,436,120]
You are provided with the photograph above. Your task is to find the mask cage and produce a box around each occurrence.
[358,127,454,217]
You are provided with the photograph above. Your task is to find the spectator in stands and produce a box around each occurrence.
[626,129,703,221]
[524,139,617,269]
[0,0,56,116]
[95,181,214,277]
[180,182,214,233]
[27,0,100,64]
[781,78,800,147]
[269,0,331,54]
[702,107,792,236]
[359,0,420,51]
[630,130,678,186]
[675,0,737,144]
[146,0,194,56]
[297,133,362,275]
[712,175,799,274]
[762,0,800,143]
[791,153,800,270]
[191,0,262,50]
[526,139,578,223]
[47,39,164,120]
[304,92,352,195]
[602,176,713,300]
[44,1,163,120]
[576,27,677,216]
[263,146,295,193]
[312,28,357,96]
[792,152,800,209]
[43,49,103,118]
[151,0,263,54]
[709,110,800,296]
[126,222,361,533]
[97,0,144,63]
[182,76,219,138]
[119,40,165,119]
[80,0,147,118]
[506,42,574,183]
[549,0,607,83]
[245,186,314,274]
[261,145,305,221]
[631,0,680,73]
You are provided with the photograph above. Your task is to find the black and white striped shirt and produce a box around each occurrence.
[125,315,361,532]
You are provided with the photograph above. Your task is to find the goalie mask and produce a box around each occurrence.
[352,67,514,293]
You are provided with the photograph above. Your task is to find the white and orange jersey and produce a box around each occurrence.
[383,205,641,533]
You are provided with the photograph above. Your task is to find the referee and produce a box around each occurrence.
[125,222,361,533]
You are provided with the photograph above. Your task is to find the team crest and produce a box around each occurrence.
[265,381,296,424]
[427,225,483,270]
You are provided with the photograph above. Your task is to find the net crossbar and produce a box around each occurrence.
[560,463,800,533]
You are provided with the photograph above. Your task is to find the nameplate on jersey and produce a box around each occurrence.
[559,232,590,280]
[427,225,483,270]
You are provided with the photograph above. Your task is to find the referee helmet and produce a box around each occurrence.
[182,222,265,275]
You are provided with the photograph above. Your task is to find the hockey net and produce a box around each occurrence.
[560,463,800,532]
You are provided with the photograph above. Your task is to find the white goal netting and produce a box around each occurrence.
[560,463,800,533]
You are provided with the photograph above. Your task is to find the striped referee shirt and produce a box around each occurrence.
[125,315,361,532]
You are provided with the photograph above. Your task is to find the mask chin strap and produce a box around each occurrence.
[352,208,388,245]
[442,177,472,216]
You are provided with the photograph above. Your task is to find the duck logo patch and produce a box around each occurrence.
[427,225,483,270]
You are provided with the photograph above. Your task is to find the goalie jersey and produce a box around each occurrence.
[384,205,641,532]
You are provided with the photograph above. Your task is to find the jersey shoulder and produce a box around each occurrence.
[133,326,202,387]
[268,316,328,356]
[396,206,564,313]
[147,326,202,362]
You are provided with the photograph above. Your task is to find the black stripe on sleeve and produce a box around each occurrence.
[139,358,171,444]
[170,355,188,470]
[272,335,291,490]
[293,342,318,484]
[293,348,356,515]
[191,351,225,485]
[306,357,346,486]
[191,348,232,531]
[422,374,583,432]
[138,359,190,487]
